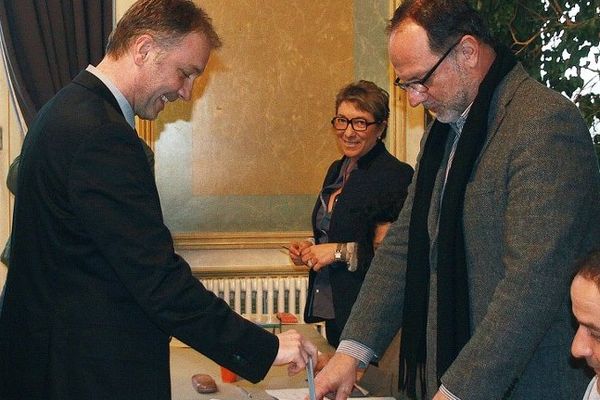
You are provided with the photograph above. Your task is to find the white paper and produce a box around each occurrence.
[265,389,395,400]
[266,388,309,400]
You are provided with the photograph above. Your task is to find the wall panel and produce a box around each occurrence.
[0,48,24,286]
[153,1,395,236]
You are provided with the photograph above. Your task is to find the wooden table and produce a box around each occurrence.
[169,323,396,399]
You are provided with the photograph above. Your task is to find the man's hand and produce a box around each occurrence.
[432,389,451,400]
[315,351,333,372]
[274,329,318,376]
[373,222,391,250]
[312,352,358,400]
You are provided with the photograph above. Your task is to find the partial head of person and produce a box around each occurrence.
[331,80,389,161]
[571,250,600,378]
[388,0,496,123]
[102,0,222,120]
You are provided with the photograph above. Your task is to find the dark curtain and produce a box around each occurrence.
[0,0,112,126]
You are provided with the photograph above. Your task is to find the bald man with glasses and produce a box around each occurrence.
[313,0,599,399]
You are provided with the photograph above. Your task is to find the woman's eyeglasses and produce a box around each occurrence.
[331,117,380,132]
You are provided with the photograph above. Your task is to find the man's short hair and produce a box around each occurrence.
[388,0,495,54]
[106,0,222,58]
[575,250,600,290]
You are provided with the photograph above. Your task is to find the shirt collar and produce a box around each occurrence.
[86,65,135,129]
[355,140,386,169]
[450,102,473,134]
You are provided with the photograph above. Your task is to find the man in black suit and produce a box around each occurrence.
[0,1,316,399]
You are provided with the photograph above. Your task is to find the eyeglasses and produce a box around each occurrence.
[394,38,462,93]
[331,116,380,132]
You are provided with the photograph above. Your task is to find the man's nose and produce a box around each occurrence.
[406,88,427,108]
[178,79,194,101]
[571,326,593,359]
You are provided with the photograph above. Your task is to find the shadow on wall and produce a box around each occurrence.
[155,53,228,136]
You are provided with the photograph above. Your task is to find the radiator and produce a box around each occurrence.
[201,276,309,320]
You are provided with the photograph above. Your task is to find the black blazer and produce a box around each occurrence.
[304,141,413,329]
[0,71,278,400]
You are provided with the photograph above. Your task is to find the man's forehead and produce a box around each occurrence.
[388,21,433,75]
[172,32,211,68]
[572,276,600,326]
[392,20,427,40]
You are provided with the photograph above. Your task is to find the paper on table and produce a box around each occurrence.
[265,388,309,400]
[264,389,395,400]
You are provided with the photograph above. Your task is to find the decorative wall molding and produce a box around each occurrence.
[173,230,313,250]
[190,263,307,279]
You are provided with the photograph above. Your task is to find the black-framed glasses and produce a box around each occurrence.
[331,116,380,132]
[394,38,462,93]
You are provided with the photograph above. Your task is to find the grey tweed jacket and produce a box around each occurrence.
[342,63,599,400]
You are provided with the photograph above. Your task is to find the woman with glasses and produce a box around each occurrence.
[288,80,413,347]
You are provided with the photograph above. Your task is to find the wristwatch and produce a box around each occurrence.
[334,243,343,262]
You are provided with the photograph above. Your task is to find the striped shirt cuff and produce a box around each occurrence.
[336,339,375,368]
[440,383,462,400]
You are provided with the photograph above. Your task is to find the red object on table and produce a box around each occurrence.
[276,312,298,324]
[220,366,237,383]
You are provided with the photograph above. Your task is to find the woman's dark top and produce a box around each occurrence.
[304,141,414,342]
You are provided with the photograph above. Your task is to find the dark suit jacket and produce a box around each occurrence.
[0,71,278,400]
[304,141,413,332]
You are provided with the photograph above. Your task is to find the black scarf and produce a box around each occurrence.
[399,46,516,398]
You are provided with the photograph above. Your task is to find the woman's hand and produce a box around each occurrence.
[373,222,391,250]
[301,243,337,271]
[288,240,313,266]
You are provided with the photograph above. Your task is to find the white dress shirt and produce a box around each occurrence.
[583,377,600,400]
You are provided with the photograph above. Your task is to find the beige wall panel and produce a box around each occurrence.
[114,0,409,236]
[114,0,135,21]
[0,51,9,246]
[388,0,425,167]
[154,1,359,232]
[0,49,9,286]
[160,1,353,197]
[0,48,23,285]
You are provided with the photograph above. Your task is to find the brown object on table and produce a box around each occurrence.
[191,374,218,394]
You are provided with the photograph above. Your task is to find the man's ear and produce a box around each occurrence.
[457,35,480,68]
[132,34,155,66]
